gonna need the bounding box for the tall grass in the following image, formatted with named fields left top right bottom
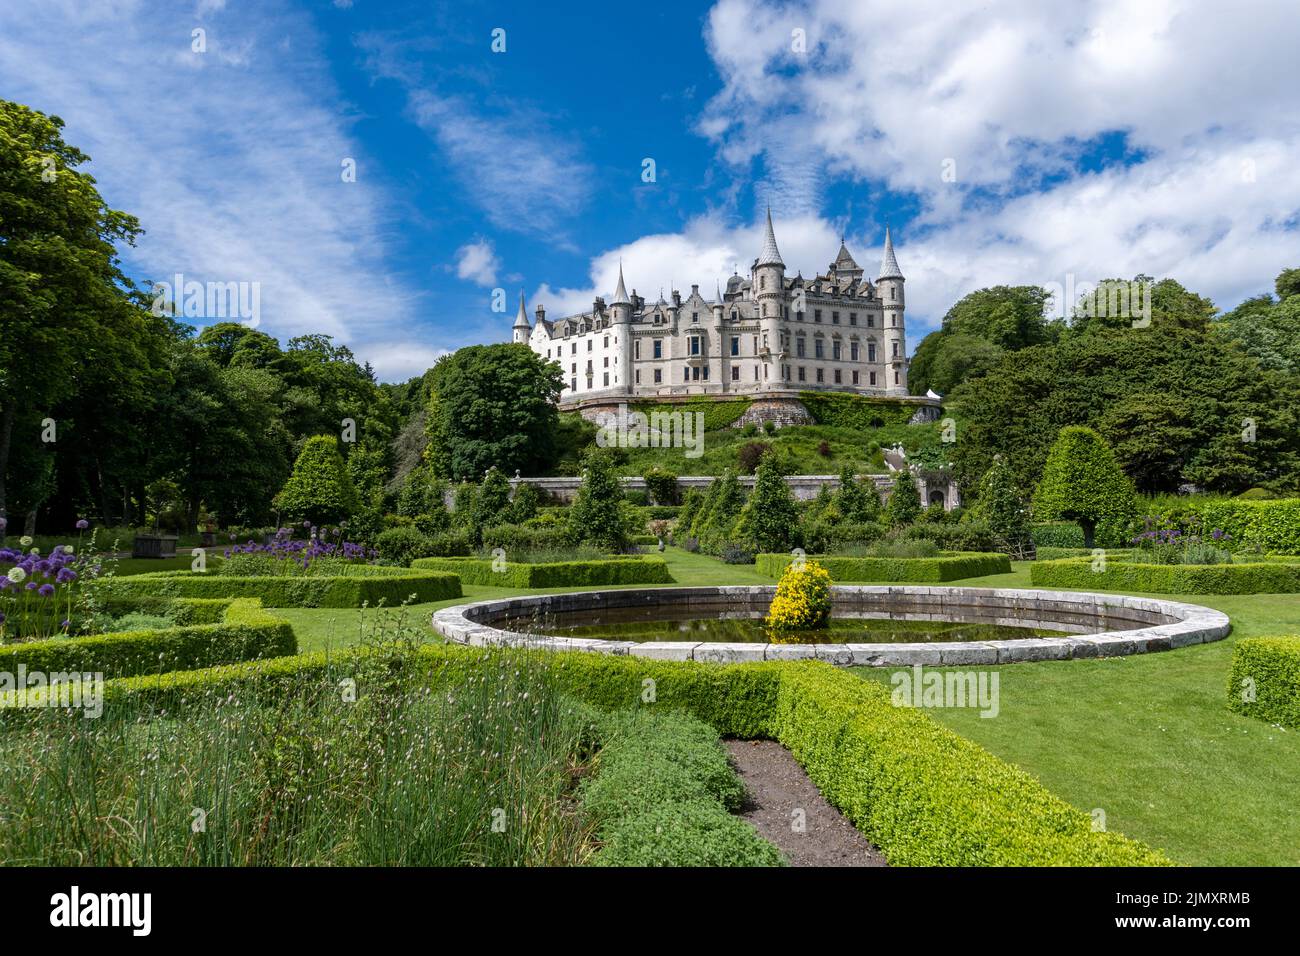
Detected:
left=0, top=611, right=595, bottom=866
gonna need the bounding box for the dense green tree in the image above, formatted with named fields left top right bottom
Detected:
left=275, top=435, right=360, bottom=526
left=972, top=455, right=1031, bottom=555
left=568, top=450, right=630, bottom=552
left=426, top=344, right=563, bottom=481
left=884, top=472, right=921, bottom=526
left=471, top=466, right=513, bottom=544
left=835, top=466, right=881, bottom=522
left=733, top=456, right=800, bottom=553
left=1032, top=426, right=1135, bottom=548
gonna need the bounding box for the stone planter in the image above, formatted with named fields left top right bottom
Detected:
left=131, top=534, right=179, bottom=559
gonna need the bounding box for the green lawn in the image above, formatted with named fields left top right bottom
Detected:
left=264, top=550, right=1300, bottom=866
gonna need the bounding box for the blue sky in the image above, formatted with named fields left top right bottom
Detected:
left=2, top=0, right=1298, bottom=381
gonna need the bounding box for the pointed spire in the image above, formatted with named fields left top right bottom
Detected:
left=756, top=206, right=784, bottom=268
left=512, top=289, right=530, bottom=329
left=611, top=261, right=630, bottom=305
left=878, top=226, right=903, bottom=280
left=716, top=279, right=723, bottom=304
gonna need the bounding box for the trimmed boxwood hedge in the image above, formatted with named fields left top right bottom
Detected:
left=68, top=646, right=1168, bottom=866
left=1030, top=556, right=1300, bottom=594
left=582, top=708, right=781, bottom=866
left=1195, top=499, right=1300, bottom=555
left=411, top=555, right=673, bottom=588
left=1227, top=636, right=1300, bottom=728
left=0, top=598, right=296, bottom=680
left=96, top=566, right=463, bottom=608
left=755, top=551, right=1011, bottom=582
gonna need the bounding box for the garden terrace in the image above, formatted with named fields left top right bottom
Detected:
left=756, top=552, right=1011, bottom=582
left=429, top=585, right=1229, bottom=666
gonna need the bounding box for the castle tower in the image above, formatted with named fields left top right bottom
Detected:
left=511, top=290, right=531, bottom=344
left=610, top=263, right=634, bottom=394
left=877, top=227, right=908, bottom=395
left=711, top=279, right=727, bottom=390
left=753, top=207, right=785, bottom=385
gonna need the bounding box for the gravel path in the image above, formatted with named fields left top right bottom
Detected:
left=726, top=739, right=887, bottom=867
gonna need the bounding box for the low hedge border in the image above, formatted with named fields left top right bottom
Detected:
left=0, top=598, right=296, bottom=682
left=756, top=551, right=1011, bottom=582
left=1227, top=636, right=1300, bottom=728
left=582, top=708, right=782, bottom=866
left=95, top=566, right=463, bottom=608
left=1030, top=556, right=1300, bottom=594
left=411, top=556, right=673, bottom=588
left=55, top=645, right=1168, bottom=866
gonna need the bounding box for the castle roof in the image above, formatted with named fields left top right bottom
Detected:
left=832, top=240, right=860, bottom=273
left=756, top=207, right=784, bottom=268
left=878, top=227, right=904, bottom=280
left=512, top=290, right=531, bottom=329
left=611, top=263, right=630, bottom=305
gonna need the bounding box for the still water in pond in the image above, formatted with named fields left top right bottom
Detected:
left=500, top=607, right=1067, bottom=644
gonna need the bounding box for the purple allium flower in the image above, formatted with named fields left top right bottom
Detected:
left=76, top=519, right=90, bottom=530
left=60, top=619, right=70, bottom=629
left=56, top=568, right=77, bottom=583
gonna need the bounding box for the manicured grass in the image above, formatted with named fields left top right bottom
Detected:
left=262, top=551, right=1300, bottom=865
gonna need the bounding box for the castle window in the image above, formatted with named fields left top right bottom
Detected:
left=892, top=341, right=899, bottom=358
left=868, top=343, right=877, bottom=362
left=868, top=316, right=875, bottom=328
left=816, top=368, right=824, bottom=383
left=634, top=340, right=640, bottom=359
left=852, top=370, right=859, bottom=385
left=798, top=367, right=806, bottom=382
left=754, top=365, right=760, bottom=381
left=603, top=335, right=609, bottom=347
left=571, top=378, right=576, bottom=391
left=654, top=369, right=662, bottom=383
left=731, top=367, right=740, bottom=381
left=891, top=315, right=897, bottom=327
left=832, top=311, right=839, bottom=324
left=587, top=340, right=593, bottom=351
left=689, top=336, right=701, bottom=356
left=603, top=356, right=609, bottom=367
left=832, top=342, right=841, bottom=361
left=653, top=339, right=663, bottom=359
left=635, top=370, right=641, bottom=384
left=571, top=363, right=576, bottom=374
left=894, top=370, right=900, bottom=385
left=603, top=372, right=609, bottom=386
left=760, top=275, right=766, bottom=289
left=692, top=312, right=699, bottom=322
left=571, top=343, right=576, bottom=354
left=849, top=313, right=857, bottom=326
left=796, top=339, right=805, bottom=358
left=702, top=367, right=709, bottom=380
left=762, top=333, right=768, bottom=350
left=850, top=343, right=859, bottom=361
left=730, top=336, right=739, bottom=356
left=815, top=340, right=824, bottom=359
left=870, top=371, right=877, bottom=386
left=890, top=287, right=896, bottom=301
left=730, top=310, right=737, bottom=320
left=796, top=311, right=804, bottom=322
left=834, top=369, right=842, bottom=384
left=814, top=309, right=822, bottom=323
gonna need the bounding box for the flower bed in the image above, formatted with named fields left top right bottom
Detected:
left=1227, top=636, right=1300, bottom=728
left=0, top=598, right=294, bottom=683
left=1030, top=556, right=1300, bottom=594
left=411, top=556, right=672, bottom=588
left=755, top=551, right=1011, bottom=582
left=96, top=566, right=462, bottom=608
left=57, top=646, right=1169, bottom=866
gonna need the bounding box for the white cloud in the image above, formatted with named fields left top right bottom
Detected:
left=0, top=0, right=423, bottom=380
left=360, top=342, right=451, bottom=382
left=454, top=239, right=501, bottom=287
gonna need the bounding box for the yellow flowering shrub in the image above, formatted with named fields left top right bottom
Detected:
left=765, top=561, right=832, bottom=639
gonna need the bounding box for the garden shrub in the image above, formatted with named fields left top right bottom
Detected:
left=0, top=598, right=295, bottom=680
left=97, top=566, right=463, bottom=608
left=731, top=456, right=799, bottom=553
left=1029, top=556, right=1300, bottom=594
left=582, top=707, right=779, bottom=867
left=275, top=435, right=361, bottom=525
left=898, top=520, right=995, bottom=553
left=756, top=552, right=1011, bottom=582
left=425, top=530, right=474, bottom=557
left=884, top=474, right=922, bottom=526
left=569, top=450, right=634, bottom=552
left=642, top=467, right=680, bottom=506
left=1195, top=499, right=1300, bottom=555
left=481, top=523, right=576, bottom=553
left=798, top=393, right=917, bottom=429
left=719, top=543, right=755, bottom=565
left=737, top=441, right=771, bottom=475
left=1032, top=426, right=1136, bottom=548
left=374, top=526, right=434, bottom=565
left=411, top=556, right=673, bottom=588
left=1227, top=636, right=1300, bottom=728
left=766, top=561, right=832, bottom=632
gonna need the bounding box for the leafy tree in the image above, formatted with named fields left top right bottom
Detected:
left=1032, top=426, right=1135, bottom=548
left=426, top=344, right=563, bottom=481
left=733, top=456, right=799, bottom=553
left=972, top=455, right=1031, bottom=555
left=275, top=435, right=360, bottom=526
left=1276, top=268, right=1300, bottom=301
left=568, top=450, right=629, bottom=552
left=0, top=101, right=156, bottom=534
left=471, top=466, right=513, bottom=544
left=697, top=470, right=745, bottom=552
left=835, top=466, right=880, bottom=522
left=884, top=472, right=921, bottom=526
left=508, top=481, right=542, bottom=524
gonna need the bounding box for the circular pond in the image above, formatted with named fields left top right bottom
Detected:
left=430, top=586, right=1231, bottom=666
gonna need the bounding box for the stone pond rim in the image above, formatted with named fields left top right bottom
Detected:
left=430, top=585, right=1231, bottom=667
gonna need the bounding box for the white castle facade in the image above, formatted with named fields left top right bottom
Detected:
left=511, top=212, right=909, bottom=404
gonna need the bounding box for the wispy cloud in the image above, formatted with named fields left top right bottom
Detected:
left=0, top=0, right=423, bottom=379
left=454, top=238, right=500, bottom=287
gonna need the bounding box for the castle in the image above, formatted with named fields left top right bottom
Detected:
left=511, top=211, right=909, bottom=406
